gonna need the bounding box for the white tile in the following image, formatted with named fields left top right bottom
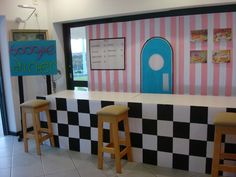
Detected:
left=78, top=113, right=90, bottom=127
left=143, top=134, right=157, bottom=151
left=157, top=151, right=173, bottom=168
left=225, top=134, right=236, bottom=143
left=157, top=120, right=173, bottom=137
left=80, top=139, right=91, bottom=154
left=91, top=127, right=98, bottom=141
left=66, top=99, right=78, bottom=112
left=207, top=107, right=226, bottom=124
left=45, top=169, right=79, bottom=177
left=132, top=147, right=142, bottom=163
left=103, top=122, right=110, bottom=129
left=206, top=141, right=214, bottom=158
left=114, top=101, right=128, bottom=106
left=52, top=123, right=58, bottom=135
left=0, top=156, right=11, bottom=169
left=89, top=100, right=101, bottom=114
left=189, top=156, right=206, bottom=173
left=69, top=125, right=80, bottom=138
left=40, top=112, right=47, bottom=121
left=59, top=136, right=69, bottom=149
left=142, top=103, right=157, bottom=120
left=47, top=96, right=56, bottom=110
left=11, top=164, right=44, bottom=177
left=190, top=123, right=208, bottom=141
left=129, top=118, right=142, bottom=133
left=173, top=105, right=190, bottom=122
left=0, top=168, right=10, bottom=177
left=57, top=111, right=68, bottom=124
left=173, top=138, right=189, bottom=155
left=12, top=154, right=41, bottom=167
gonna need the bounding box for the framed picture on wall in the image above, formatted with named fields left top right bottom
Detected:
left=11, top=29, right=48, bottom=41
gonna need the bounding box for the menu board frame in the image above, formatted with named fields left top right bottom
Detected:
left=89, top=37, right=125, bottom=70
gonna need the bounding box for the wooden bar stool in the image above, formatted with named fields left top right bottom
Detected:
left=20, top=99, right=55, bottom=155
left=97, top=105, right=132, bottom=173
left=212, top=112, right=236, bottom=177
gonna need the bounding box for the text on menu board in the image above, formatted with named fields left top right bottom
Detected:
left=89, top=37, right=125, bottom=70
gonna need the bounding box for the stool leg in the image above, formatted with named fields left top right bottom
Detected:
left=113, top=121, right=121, bottom=173
left=212, top=127, right=222, bottom=177
left=98, top=118, right=104, bottom=170
left=22, top=109, right=28, bottom=153
left=36, top=112, right=42, bottom=144
left=124, top=117, right=132, bottom=162
left=45, top=110, right=55, bottom=147
left=33, top=112, right=41, bottom=155
left=110, top=123, right=115, bottom=159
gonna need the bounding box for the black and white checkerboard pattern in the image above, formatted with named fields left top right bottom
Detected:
left=37, top=96, right=236, bottom=175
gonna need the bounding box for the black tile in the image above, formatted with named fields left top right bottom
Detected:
left=173, top=122, right=190, bottom=139
left=128, top=103, right=142, bottom=118
left=173, top=154, right=189, bottom=171
left=78, top=99, right=90, bottom=113
left=103, top=129, right=110, bottom=143
left=69, top=138, right=80, bottom=151
left=142, top=119, right=157, bottom=135
left=68, top=112, right=79, bottom=125
left=79, top=126, right=91, bottom=139
left=56, top=98, right=67, bottom=111
left=225, top=143, right=236, bottom=153
left=207, top=124, right=215, bottom=141
left=189, top=140, right=207, bottom=157
left=53, top=135, right=59, bottom=147
left=36, top=96, right=46, bottom=100
left=158, top=136, right=173, bottom=152
left=90, top=114, right=98, bottom=127
left=40, top=121, right=48, bottom=129
left=91, top=141, right=98, bottom=155
left=101, top=101, right=114, bottom=107
left=190, top=106, right=208, bottom=124
left=143, top=149, right=157, bottom=165
left=58, top=124, right=68, bottom=137
left=158, top=104, right=173, bottom=121
left=49, top=110, right=57, bottom=123
left=226, top=108, right=236, bottom=113
left=205, top=158, right=212, bottom=174
left=130, top=132, right=142, bottom=148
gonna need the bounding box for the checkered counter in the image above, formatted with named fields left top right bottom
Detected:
left=37, top=90, right=236, bottom=175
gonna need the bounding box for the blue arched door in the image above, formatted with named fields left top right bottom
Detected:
left=141, top=37, right=173, bottom=94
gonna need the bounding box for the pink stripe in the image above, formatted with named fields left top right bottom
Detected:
left=131, top=21, right=136, bottom=92
left=189, top=16, right=196, bottom=95
left=104, top=23, right=111, bottom=91
left=150, top=18, right=155, bottom=38
left=96, top=25, right=102, bottom=91
left=225, top=12, right=233, bottom=96
left=213, top=13, right=220, bottom=96
left=88, top=26, right=95, bottom=91
left=201, top=14, right=208, bottom=95
left=160, top=18, right=165, bottom=37
left=179, top=16, right=185, bottom=94
left=122, top=22, right=128, bottom=92
left=113, top=23, right=119, bottom=92
left=170, top=17, right=176, bottom=93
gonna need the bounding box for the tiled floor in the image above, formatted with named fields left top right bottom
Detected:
left=0, top=136, right=211, bottom=177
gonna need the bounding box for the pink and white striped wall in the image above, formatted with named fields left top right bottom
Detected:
left=87, top=12, right=236, bottom=96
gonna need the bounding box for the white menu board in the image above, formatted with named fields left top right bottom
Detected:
left=89, top=38, right=125, bottom=70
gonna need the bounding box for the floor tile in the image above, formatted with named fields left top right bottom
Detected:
left=45, top=169, right=80, bottom=177
left=11, top=163, right=44, bottom=177
left=0, top=156, right=12, bottom=169
left=0, top=167, right=10, bottom=177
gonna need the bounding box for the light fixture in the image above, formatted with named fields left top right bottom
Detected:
left=16, top=4, right=37, bottom=23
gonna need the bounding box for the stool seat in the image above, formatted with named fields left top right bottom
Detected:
left=97, top=105, right=129, bottom=116
left=213, top=112, right=236, bottom=126
left=212, top=112, right=236, bottom=177
left=97, top=105, right=132, bottom=173
left=20, top=99, right=50, bottom=108
left=21, top=99, right=54, bottom=155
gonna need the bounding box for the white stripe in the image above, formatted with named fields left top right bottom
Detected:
left=99, top=24, right=106, bottom=91
left=232, top=12, right=236, bottom=95
left=109, top=23, right=114, bottom=91
left=165, top=17, right=171, bottom=42
left=145, top=19, right=150, bottom=41
left=117, top=22, right=123, bottom=92
left=207, top=14, right=214, bottom=95
left=135, top=20, right=141, bottom=92
left=86, top=27, right=91, bottom=90
left=219, top=13, right=227, bottom=96
left=154, top=18, right=160, bottom=36
left=184, top=16, right=190, bottom=94
left=195, top=15, right=202, bottom=95
left=175, top=17, right=179, bottom=94
left=126, top=21, right=132, bottom=92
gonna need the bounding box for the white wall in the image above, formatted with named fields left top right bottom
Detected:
left=48, top=0, right=236, bottom=22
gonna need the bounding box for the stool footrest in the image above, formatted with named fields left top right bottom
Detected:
left=219, top=164, right=236, bottom=173
left=120, top=147, right=129, bottom=158
left=220, top=153, right=236, bottom=160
